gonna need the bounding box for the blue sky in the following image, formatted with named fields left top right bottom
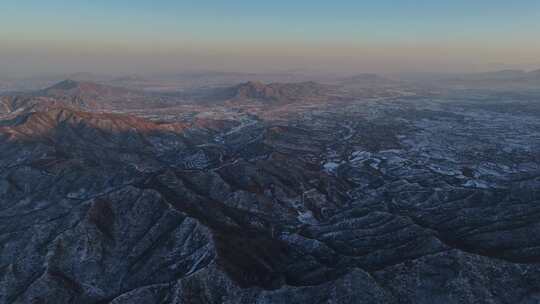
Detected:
left=1, top=1, right=540, bottom=75
left=3, top=0, right=540, bottom=42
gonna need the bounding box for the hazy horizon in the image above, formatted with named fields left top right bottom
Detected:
left=2, top=0, right=540, bottom=77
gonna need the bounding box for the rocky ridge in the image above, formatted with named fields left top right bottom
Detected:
left=1, top=85, right=540, bottom=303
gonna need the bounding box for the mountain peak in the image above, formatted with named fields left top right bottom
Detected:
left=41, top=79, right=135, bottom=103
left=231, top=81, right=333, bottom=103
left=46, top=79, right=81, bottom=91
left=43, top=79, right=107, bottom=96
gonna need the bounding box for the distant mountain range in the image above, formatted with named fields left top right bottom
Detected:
left=0, top=80, right=168, bottom=114
left=399, top=69, right=540, bottom=89
left=40, top=79, right=145, bottom=107
left=189, top=80, right=340, bottom=105
left=230, top=81, right=336, bottom=103
left=452, top=69, right=540, bottom=81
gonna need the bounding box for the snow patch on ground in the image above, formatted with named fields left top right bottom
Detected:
left=323, top=162, right=340, bottom=174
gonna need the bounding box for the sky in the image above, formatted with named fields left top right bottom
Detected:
left=1, top=0, right=540, bottom=77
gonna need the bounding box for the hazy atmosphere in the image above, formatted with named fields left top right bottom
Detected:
left=2, top=0, right=540, bottom=76
left=2, top=2, right=540, bottom=304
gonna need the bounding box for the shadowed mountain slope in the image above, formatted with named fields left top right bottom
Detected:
left=1, top=85, right=540, bottom=303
